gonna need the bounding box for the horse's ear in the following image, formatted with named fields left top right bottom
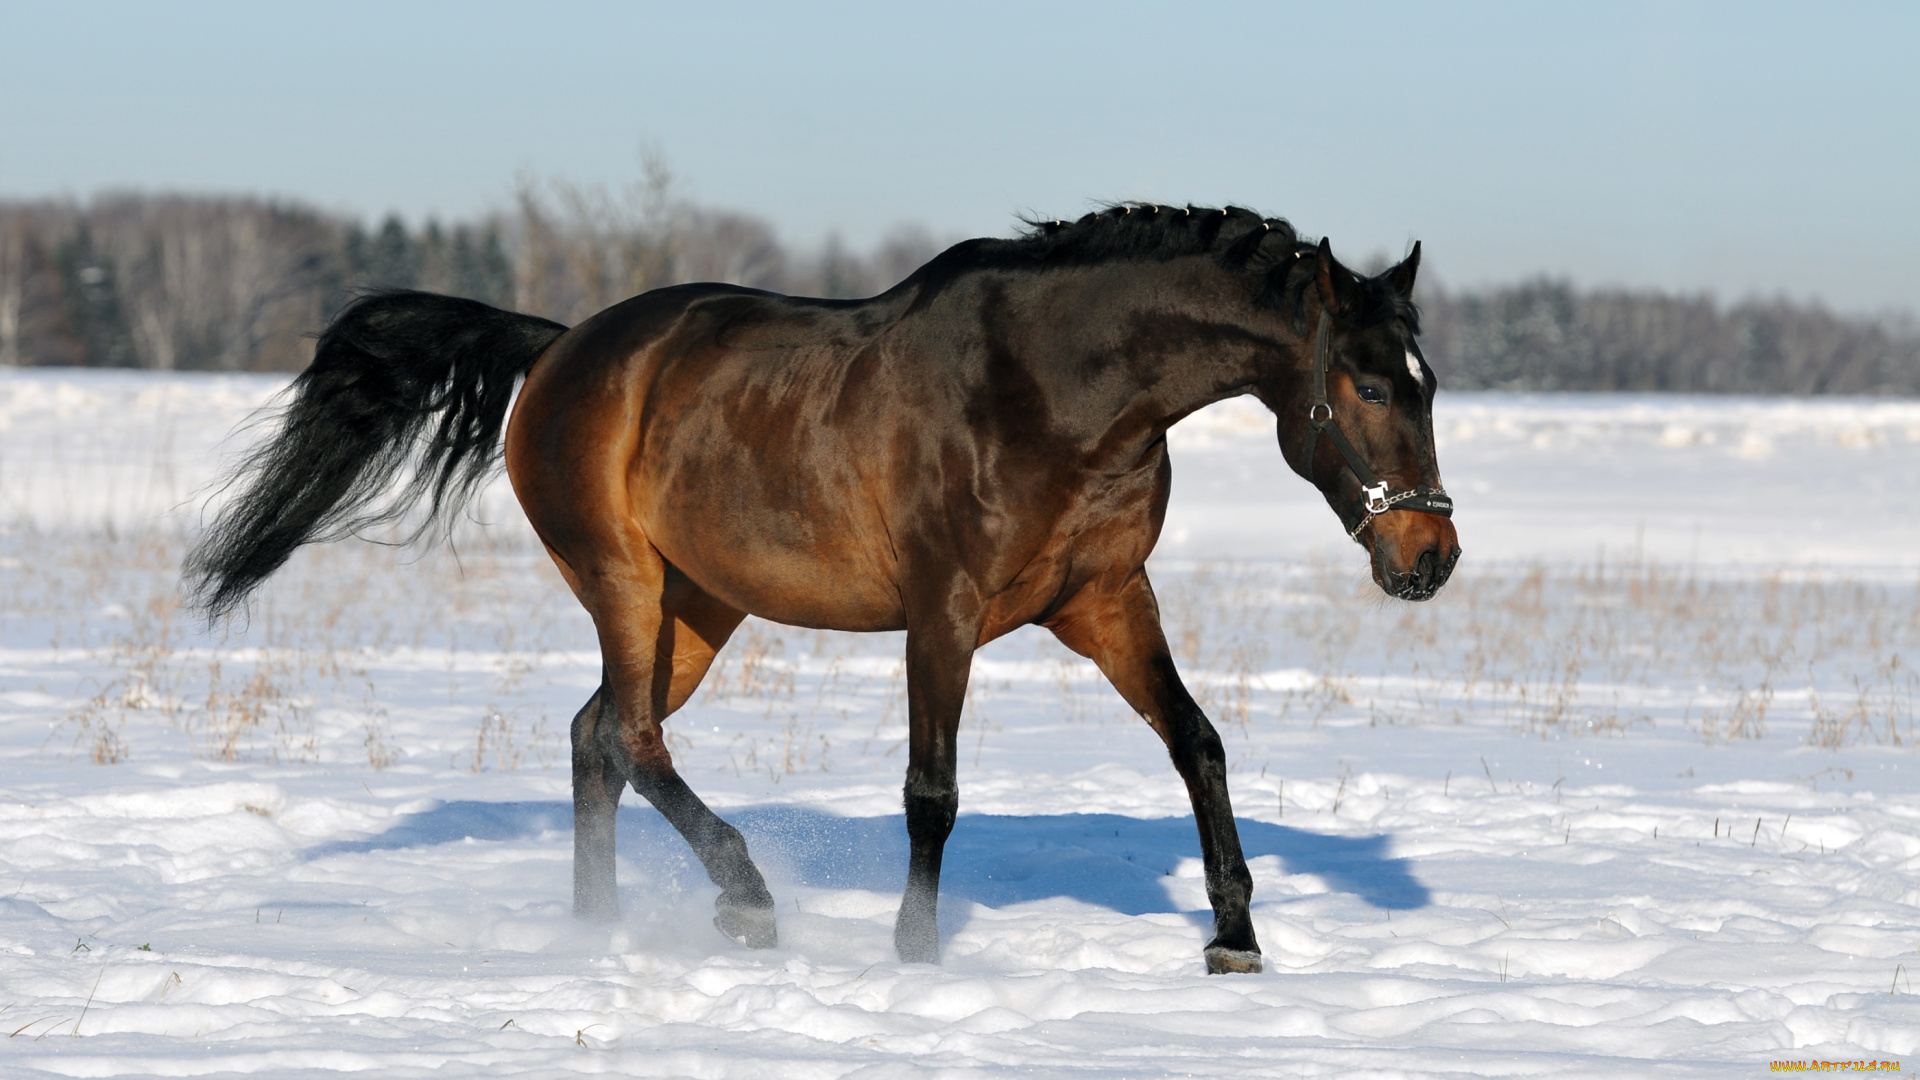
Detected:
left=1315, top=237, right=1361, bottom=315
left=1388, top=241, right=1421, bottom=299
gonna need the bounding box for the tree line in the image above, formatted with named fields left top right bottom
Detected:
left=1417, top=279, right=1920, bottom=394
left=2, top=185, right=1915, bottom=394
left=0, top=169, right=940, bottom=374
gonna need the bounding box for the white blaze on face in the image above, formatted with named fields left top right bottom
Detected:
left=1405, top=348, right=1425, bottom=387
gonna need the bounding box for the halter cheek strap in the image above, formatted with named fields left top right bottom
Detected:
left=1301, top=310, right=1455, bottom=542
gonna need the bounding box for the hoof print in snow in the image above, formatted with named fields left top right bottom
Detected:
left=1204, top=947, right=1263, bottom=975
left=714, top=904, right=778, bottom=949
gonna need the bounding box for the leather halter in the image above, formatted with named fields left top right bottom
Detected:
left=1301, top=310, right=1455, bottom=542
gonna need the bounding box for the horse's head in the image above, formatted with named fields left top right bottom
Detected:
left=1269, top=238, right=1460, bottom=601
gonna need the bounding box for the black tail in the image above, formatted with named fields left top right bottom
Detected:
left=185, top=290, right=568, bottom=619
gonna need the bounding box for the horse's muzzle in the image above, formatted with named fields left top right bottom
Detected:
left=1366, top=511, right=1461, bottom=602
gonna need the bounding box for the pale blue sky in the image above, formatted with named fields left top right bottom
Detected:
left=4, top=1, right=1915, bottom=310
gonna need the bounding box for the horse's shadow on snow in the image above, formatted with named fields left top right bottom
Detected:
left=308, top=800, right=1430, bottom=920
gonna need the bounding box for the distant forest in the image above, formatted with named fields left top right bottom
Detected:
left=2, top=184, right=1915, bottom=395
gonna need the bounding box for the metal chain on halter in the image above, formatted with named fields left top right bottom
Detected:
left=1300, top=310, right=1455, bottom=542
left=1347, top=487, right=1434, bottom=542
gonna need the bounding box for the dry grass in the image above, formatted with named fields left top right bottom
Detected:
left=6, top=523, right=1914, bottom=773
left=6, top=525, right=583, bottom=770
left=1149, top=554, right=1917, bottom=747
left=1807, top=655, right=1916, bottom=749
left=701, top=625, right=915, bottom=780
left=460, top=708, right=555, bottom=774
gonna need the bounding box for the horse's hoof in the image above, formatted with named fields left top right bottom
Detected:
left=714, top=902, right=777, bottom=949
left=1204, top=946, right=1263, bottom=974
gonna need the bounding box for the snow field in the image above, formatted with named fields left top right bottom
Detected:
left=1, top=370, right=1917, bottom=1077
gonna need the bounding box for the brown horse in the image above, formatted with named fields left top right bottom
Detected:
left=187, top=204, right=1458, bottom=974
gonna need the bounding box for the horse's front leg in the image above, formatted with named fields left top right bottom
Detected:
left=894, top=616, right=977, bottom=963
left=1045, top=570, right=1262, bottom=974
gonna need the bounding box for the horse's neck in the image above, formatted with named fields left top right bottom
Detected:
left=1057, top=260, right=1289, bottom=433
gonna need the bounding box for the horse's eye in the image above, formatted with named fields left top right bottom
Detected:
left=1357, top=384, right=1388, bottom=405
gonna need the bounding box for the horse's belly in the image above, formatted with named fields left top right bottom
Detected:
left=649, top=524, right=906, bottom=632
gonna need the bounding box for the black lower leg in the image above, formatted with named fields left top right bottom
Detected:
left=1163, top=700, right=1261, bottom=972
left=624, top=763, right=776, bottom=947
left=571, top=687, right=624, bottom=921
left=892, top=618, right=971, bottom=965
left=895, top=770, right=958, bottom=963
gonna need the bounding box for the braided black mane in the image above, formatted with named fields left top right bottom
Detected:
left=906, top=203, right=1416, bottom=335
left=1013, top=204, right=1306, bottom=269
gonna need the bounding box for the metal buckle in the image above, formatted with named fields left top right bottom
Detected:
left=1363, top=483, right=1389, bottom=514
left=1308, top=403, right=1333, bottom=422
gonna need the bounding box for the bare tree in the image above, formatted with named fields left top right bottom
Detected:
left=507, top=154, right=681, bottom=324
left=0, top=213, right=27, bottom=367
left=673, top=208, right=787, bottom=290
left=86, top=195, right=338, bottom=371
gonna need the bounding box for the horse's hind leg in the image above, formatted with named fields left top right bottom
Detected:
left=568, top=542, right=771, bottom=944
left=645, top=568, right=770, bottom=944
left=1045, top=570, right=1262, bottom=974
left=571, top=681, right=623, bottom=920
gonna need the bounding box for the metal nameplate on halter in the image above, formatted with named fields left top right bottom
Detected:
left=1363, top=483, right=1390, bottom=513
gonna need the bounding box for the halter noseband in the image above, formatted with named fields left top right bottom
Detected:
left=1301, top=310, right=1455, bottom=542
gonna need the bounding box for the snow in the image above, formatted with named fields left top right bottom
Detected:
left=1, top=369, right=1916, bottom=1077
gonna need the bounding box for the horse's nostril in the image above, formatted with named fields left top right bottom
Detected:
left=1415, top=546, right=1438, bottom=585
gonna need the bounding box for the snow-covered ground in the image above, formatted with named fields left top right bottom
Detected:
left=1, top=369, right=1916, bottom=1078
